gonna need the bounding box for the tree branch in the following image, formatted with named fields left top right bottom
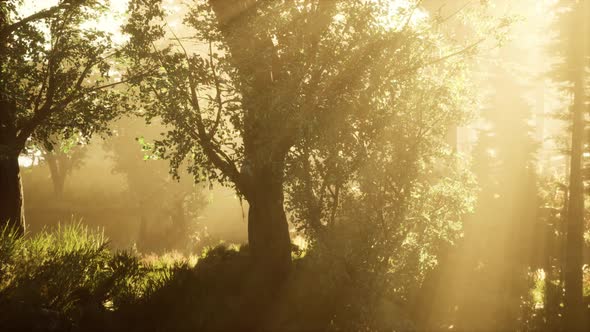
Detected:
left=207, top=40, right=224, bottom=140
left=394, top=37, right=484, bottom=77
left=0, top=0, right=81, bottom=40
left=15, top=71, right=150, bottom=147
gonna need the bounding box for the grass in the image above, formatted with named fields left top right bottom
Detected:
left=0, top=223, right=166, bottom=331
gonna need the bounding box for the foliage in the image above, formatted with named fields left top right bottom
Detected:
left=0, top=0, right=135, bottom=154
left=277, top=1, right=482, bottom=324
left=122, top=0, right=499, bottom=196
left=121, top=0, right=503, bottom=283
left=0, top=0, right=145, bottom=234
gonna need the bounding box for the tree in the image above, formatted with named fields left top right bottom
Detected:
left=452, top=60, right=541, bottom=330
left=550, top=1, right=590, bottom=330
left=0, top=0, right=137, bottom=234
left=42, top=135, right=87, bottom=197
left=104, top=116, right=206, bottom=253
left=125, top=0, right=503, bottom=283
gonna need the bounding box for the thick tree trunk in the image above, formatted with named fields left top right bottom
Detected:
left=0, top=153, right=25, bottom=235
left=208, top=0, right=294, bottom=283
left=0, top=97, right=25, bottom=235
left=246, top=164, right=292, bottom=282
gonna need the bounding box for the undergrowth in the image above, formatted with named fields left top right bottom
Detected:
left=0, top=224, right=417, bottom=332
left=0, top=224, right=166, bottom=331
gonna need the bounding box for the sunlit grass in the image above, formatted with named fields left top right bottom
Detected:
left=143, top=250, right=199, bottom=268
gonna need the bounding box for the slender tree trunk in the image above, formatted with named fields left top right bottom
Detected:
left=0, top=153, right=25, bottom=235
left=564, top=88, right=585, bottom=332
left=170, top=197, right=188, bottom=249
left=564, top=3, right=588, bottom=330
left=564, top=51, right=586, bottom=332
left=45, top=153, right=66, bottom=197
left=171, top=198, right=186, bottom=232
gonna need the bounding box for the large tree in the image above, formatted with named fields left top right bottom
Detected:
left=563, top=4, right=590, bottom=331
left=125, top=0, right=501, bottom=282
left=0, top=0, right=137, bottom=234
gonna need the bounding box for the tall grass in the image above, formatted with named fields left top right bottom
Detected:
left=0, top=223, right=258, bottom=331
left=0, top=223, right=169, bottom=331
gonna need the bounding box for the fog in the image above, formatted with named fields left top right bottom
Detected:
left=1, top=0, right=589, bottom=331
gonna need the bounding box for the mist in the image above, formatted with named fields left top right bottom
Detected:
left=1, top=0, right=589, bottom=331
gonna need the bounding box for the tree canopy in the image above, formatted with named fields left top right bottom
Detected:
left=123, top=0, right=503, bottom=282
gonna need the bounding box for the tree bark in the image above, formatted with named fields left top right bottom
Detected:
left=208, top=0, right=293, bottom=281
left=245, top=160, right=292, bottom=282
left=0, top=97, right=25, bottom=235
left=0, top=153, right=25, bottom=235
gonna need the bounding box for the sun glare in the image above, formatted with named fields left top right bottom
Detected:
left=377, top=0, right=429, bottom=30
left=18, top=0, right=129, bottom=45
left=2, top=0, right=589, bottom=331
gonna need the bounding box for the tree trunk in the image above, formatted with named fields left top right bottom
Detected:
left=171, top=197, right=186, bottom=232
left=564, top=3, right=588, bottom=331
left=246, top=162, right=292, bottom=282
left=564, top=78, right=586, bottom=332
left=0, top=153, right=25, bottom=235
left=45, top=153, right=66, bottom=197
left=0, top=97, right=25, bottom=235
left=208, top=0, right=293, bottom=282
